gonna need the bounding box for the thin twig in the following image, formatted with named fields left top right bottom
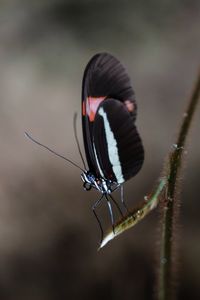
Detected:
left=158, top=71, right=200, bottom=300
left=99, top=71, right=200, bottom=300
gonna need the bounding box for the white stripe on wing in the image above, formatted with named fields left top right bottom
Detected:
left=98, top=107, right=124, bottom=184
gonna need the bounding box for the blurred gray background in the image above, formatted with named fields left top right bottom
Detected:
left=0, top=0, right=200, bottom=299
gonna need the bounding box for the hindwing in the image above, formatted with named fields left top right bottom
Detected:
left=93, top=99, right=144, bottom=183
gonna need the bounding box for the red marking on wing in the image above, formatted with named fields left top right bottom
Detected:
left=83, top=96, right=106, bottom=121
left=82, top=101, right=86, bottom=116
left=124, top=100, right=135, bottom=112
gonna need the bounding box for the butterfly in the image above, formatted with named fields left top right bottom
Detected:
left=25, top=53, right=144, bottom=242
left=80, top=53, right=144, bottom=239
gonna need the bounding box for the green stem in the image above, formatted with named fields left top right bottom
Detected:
left=158, top=71, right=200, bottom=300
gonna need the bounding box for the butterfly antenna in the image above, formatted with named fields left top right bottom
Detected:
left=25, top=132, right=84, bottom=172
left=73, top=112, right=87, bottom=170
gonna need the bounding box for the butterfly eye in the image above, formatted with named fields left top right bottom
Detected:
left=83, top=182, right=92, bottom=191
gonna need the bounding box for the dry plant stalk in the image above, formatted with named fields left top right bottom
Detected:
left=100, top=70, right=200, bottom=299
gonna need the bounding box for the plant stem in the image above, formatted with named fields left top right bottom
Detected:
left=100, top=71, right=200, bottom=253
left=158, top=71, right=200, bottom=300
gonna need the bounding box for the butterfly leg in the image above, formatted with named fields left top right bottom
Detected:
left=109, top=194, right=123, bottom=217
left=105, top=195, right=115, bottom=235
left=92, top=194, right=104, bottom=244
left=120, top=185, right=129, bottom=214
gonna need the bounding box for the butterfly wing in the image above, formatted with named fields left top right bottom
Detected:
left=82, top=53, right=138, bottom=178
left=93, top=98, right=144, bottom=184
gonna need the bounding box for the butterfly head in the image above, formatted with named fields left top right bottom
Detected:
left=81, top=171, right=120, bottom=194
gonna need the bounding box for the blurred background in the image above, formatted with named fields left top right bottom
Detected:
left=0, top=0, right=200, bottom=299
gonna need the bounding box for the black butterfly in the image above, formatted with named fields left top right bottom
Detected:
left=80, top=53, right=144, bottom=238
left=25, top=53, right=144, bottom=242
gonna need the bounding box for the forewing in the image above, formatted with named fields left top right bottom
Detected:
left=93, top=99, right=144, bottom=184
